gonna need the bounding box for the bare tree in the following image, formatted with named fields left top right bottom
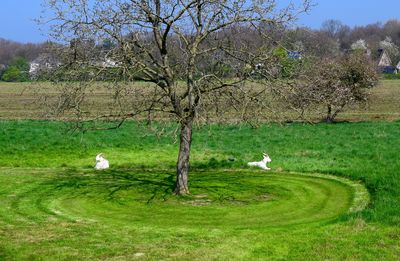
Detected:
left=290, top=27, right=340, bottom=58
left=43, top=0, right=311, bottom=195
left=288, top=52, right=378, bottom=123
left=383, top=20, right=400, bottom=45
left=321, top=19, right=350, bottom=39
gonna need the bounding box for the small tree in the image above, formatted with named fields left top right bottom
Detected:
left=288, top=52, right=378, bottom=123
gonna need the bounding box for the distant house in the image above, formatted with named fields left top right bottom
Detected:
left=381, top=66, right=397, bottom=74
left=29, top=61, right=40, bottom=75
left=288, top=51, right=302, bottom=60
left=377, top=48, right=397, bottom=74
left=95, top=57, right=118, bottom=68
left=29, top=53, right=60, bottom=78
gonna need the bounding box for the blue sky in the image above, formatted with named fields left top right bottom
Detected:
left=298, top=0, right=400, bottom=29
left=0, top=0, right=399, bottom=43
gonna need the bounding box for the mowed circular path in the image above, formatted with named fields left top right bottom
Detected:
left=0, top=168, right=369, bottom=229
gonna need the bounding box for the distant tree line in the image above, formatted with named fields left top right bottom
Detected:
left=287, top=19, right=400, bottom=63
left=0, top=38, right=49, bottom=81
left=1, top=19, right=400, bottom=82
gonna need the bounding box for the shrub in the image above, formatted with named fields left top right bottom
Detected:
left=1, top=57, right=29, bottom=82
left=1, top=66, right=26, bottom=82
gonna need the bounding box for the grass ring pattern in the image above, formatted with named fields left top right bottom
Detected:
left=0, top=168, right=369, bottom=229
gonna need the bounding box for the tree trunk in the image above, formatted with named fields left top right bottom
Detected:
left=175, top=121, right=193, bottom=195
left=326, top=104, right=345, bottom=123
left=326, top=104, right=334, bottom=123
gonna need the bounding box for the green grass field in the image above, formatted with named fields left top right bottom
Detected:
left=0, top=120, right=399, bottom=260
left=0, top=80, right=399, bottom=260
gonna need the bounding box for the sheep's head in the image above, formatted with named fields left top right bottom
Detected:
left=263, top=153, right=272, bottom=163
left=96, top=153, right=104, bottom=161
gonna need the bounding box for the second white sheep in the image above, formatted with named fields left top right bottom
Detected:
left=248, top=153, right=271, bottom=170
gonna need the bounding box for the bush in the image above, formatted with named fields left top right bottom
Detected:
left=1, top=57, right=29, bottom=82
left=1, top=66, right=27, bottom=82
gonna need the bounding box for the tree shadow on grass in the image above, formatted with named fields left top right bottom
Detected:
left=40, top=168, right=276, bottom=207
left=44, top=168, right=176, bottom=204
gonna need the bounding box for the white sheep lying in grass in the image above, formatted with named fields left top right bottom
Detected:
left=94, top=153, right=109, bottom=170
left=248, top=153, right=271, bottom=170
